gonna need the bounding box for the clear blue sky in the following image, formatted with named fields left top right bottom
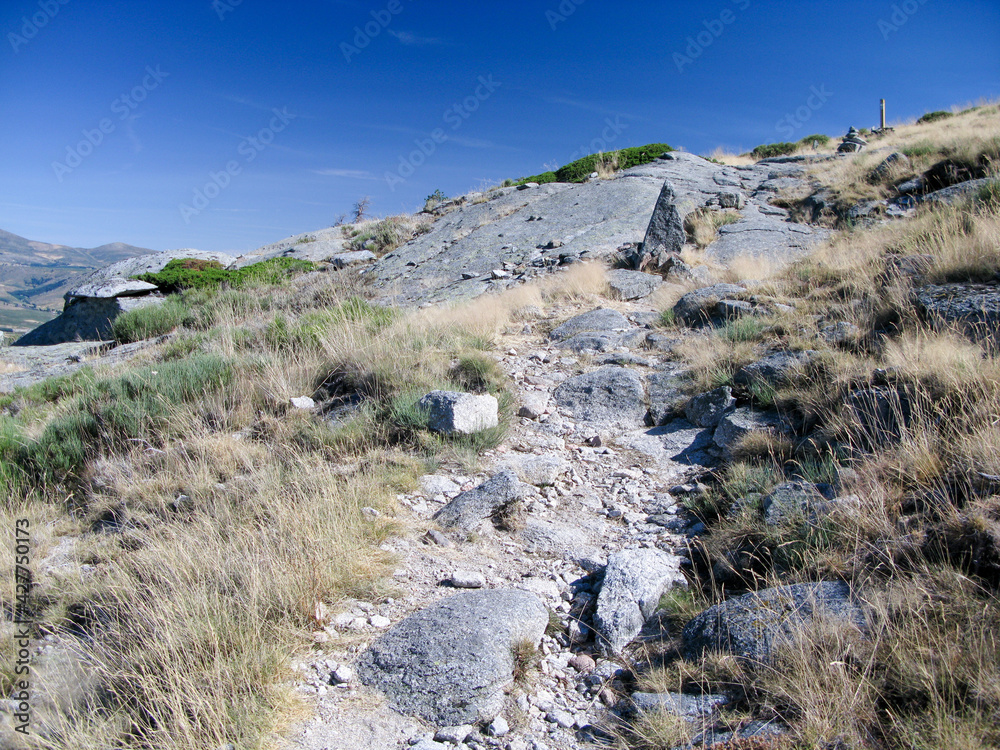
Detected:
left=2, top=0, right=998, bottom=254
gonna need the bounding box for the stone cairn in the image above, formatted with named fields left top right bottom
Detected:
left=837, top=126, right=868, bottom=153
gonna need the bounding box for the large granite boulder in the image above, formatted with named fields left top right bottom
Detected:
left=682, top=582, right=867, bottom=662
left=705, top=203, right=829, bottom=266
left=14, top=295, right=163, bottom=346
left=553, top=366, right=647, bottom=426
left=361, top=152, right=825, bottom=306
left=14, top=249, right=235, bottom=346
left=549, top=308, right=631, bottom=343
left=713, top=408, right=787, bottom=457
left=606, top=269, right=663, bottom=300
left=685, top=386, right=736, bottom=428
left=356, top=589, right=548, bottom=725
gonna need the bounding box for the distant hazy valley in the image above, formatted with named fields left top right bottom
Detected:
left=0, top=229, right=152, bottom=332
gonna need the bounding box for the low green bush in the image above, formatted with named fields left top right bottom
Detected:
left=514, top=143, right=673, bottom=185
left=516, top=171, right=558, bottom=186
left=751, top=142, right=799, bottom=160
left=901, top=141, right=939, bottom=159
left=112, top=296, right=193, bottom=343
left=137, top=258, right=315, bottom=294
left=917, top=110, right=954, bottom=125
left=798, top=133, right=831, bottom=147
left=25, top=355, right=234, bottom=480
left=554, top=143, right=674, bottom=183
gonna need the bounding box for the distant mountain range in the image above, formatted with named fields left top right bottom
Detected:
left=0, top=229, right=153, bottom=332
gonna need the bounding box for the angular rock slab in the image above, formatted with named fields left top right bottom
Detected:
left=646, top=371, right=687, bottom=425
left=606, top=269, right=663, bottom=301
left=553, top=366, right=646, bottom=427
left=356, top=589, right=548, bottom=725
left=594, top=548, right=684, bottom=655
left=433, top=470, right=523, bottom=531
left=630, top=691, right=728, bottom=719
left=681, top=581, right=867, bottom=663
left=642, top=180, right=686, bottom=260
left=549, top=307, right=630, bottom=342
left=419, top=390, right=499, bottom=435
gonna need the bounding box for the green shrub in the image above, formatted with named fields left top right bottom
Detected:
left=554, top=143, right=674, bottom=183
left=516, top=171, right=558, bottom=186
left=26, top=355, right=233, bottom=479
left=17, top=369, right=96, bottom=404
left=901, top=141, right=939, bottom=159
left=450, top=353, right=504, bottom=393
left=137, top=258, right=315, bottom=294
left=917, top=110, right=954, bottom=125
left=112, top=296, right=193, bottom=343
left=751, top=142, right=799, bottom=160
left=798, top=133, right=831, bottom=147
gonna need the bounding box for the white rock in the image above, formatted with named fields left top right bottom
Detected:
left=290, top=396, right=315, bottom=410
left=420, top=474, right=461, bottom=496
left=449, top=571, right=486, bottom=589
left=518, top=392, right=550, bottom=420
left=487, top=716, right=510, bottom=737
left=546, top=709, right=575, bottom=728
left=331, top=665, right=354, bottom=684
left=419, top=390, right=499, bottom=435
left=434, top=725, right=474, bottom=743
left=369, top=615, right=391, bottom=628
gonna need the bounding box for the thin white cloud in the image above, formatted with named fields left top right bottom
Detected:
left=388, top=29, right=444, bottom=45
left=312, top=168, right=378, bottom=180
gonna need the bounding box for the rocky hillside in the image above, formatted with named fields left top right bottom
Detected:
left=0, top=103, right=998, bottom=750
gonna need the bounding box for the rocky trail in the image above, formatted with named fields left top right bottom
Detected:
left=276, top=293, right=715, bottom=750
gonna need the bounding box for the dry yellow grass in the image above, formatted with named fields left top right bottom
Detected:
left=594, top=150, right=621, bottom=179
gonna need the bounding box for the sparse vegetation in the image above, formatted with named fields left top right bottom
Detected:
left=917, top=109, right=954, bottom=124
left=684, top=207, right=742, bottom=248
left=136, top=257, right=316, bottom=293
left=751, top=142, right=798, bottom=160
left=516, top=142, right=674, bottom=184
left=637, top=128, right=1000, bottom=748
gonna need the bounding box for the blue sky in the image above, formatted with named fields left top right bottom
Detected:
left=1, top=0, right=998, bottom=254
